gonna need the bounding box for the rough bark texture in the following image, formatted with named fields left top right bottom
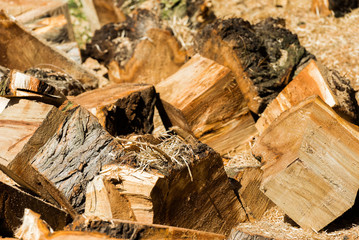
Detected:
left=24, top=68, right=85, bottom=96
left=83, top=9, right=161, bottom=66
left=67, top=219, right=226, bottom=240
left=70, top=83, right=156, bottom=136
left=195, top=17, right=313, bottom=114
left=0, top=181, right=70, bottom=237
left=30, top=102, right=123, bottom=213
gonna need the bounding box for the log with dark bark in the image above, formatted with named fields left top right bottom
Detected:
left=0, top=11, right=99, bottom=89
left=256, top=60, right=359, bottom=134
left=83, top=9, right=186, bottom=85
left=83, top=9, right=161, bottom=66
left=90, top=135, right=248, bottom=235
left=67, top=219, right=226, bottom=240
left=195, top=17, right=313, bottom=114
left=312, top=0, right=359, bottom=17
left=156, top=54, right=257, bottom=154
left=69, top=83, right=156, bottom=136
left=0, top=181, right=70, bottom=237
left=0, top=70, right=68, bottom=107
left=0, top=98, right=124, bottom=215
left=253, top=96, right=359, bottom=231
left=24, top=68, right=85, bottom=96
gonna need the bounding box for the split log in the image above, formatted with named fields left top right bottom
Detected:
left=231, top=167, right=275, bottom=222
left=15, top=209, right=117, bottom=240
left=256, top=60, right=359, bottom=134
left=0, top=11, right=99, bottom=89
left=85, top=175, right=136, bottom=221
left=69, top=83, right=156, bottom=136
left=108, top=28, right=187, bottom=85
left=93, top=136, right=248, bottom=235
left=83, top=9, right=186, bottom=85
left=156, top=54, right=257, bottom=154
left=24, top=68, right=85, bottom=96
left=195, top=18, right=312, bottom=114
left=0, top=70, right=68, bottom=106
left=67, top=219, right=226, bottom=240
left=0, top=181, right=69, bottom=237
left=81, top=0, right=126, bottom=32
left=0, top=99, right=123, bottom=215
left=253, top=96, right=359, bottom=231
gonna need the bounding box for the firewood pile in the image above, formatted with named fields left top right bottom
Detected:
left=1, top=0, right=359, bottom=239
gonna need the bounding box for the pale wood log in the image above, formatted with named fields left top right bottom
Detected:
left=15, top=209, right=118, bottom=240
left=232, top=167, right=275, bottom=221
left=195, top=18, right=310, bottom=114
left=256, top=60, right=359, bottom=134
left=108, top=28, right=187, bottom=85
left=69, top=83, right=156, bottom=136
left=85, top=175, right=136, bottom=221
left=67, top=219, right=226, bottom=240
left=0, top=182, right=69, bottom=237
left=97, top=139, right=248, bottom=235
left=156, top=54, right=257, bottom=154
left=253, top=96, right=359, bottom=231
left=0, top=11, right=99, bottom=89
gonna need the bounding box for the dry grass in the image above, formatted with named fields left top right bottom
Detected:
left=115, top=133, right=195, bottom=178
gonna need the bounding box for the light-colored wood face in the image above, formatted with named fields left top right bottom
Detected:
left=0, top=99, right=52, bottom=166
left=156, top=54, right=256, bottom=154
left=256, top=60, right=337, bottom=134
left=0, top=0, right=59, bottom=16
left=254, top=97, right=359, bottom=231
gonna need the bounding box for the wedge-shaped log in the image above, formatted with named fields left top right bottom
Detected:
left=195, top=18, right=311, bottom=114
left=70, top=83, right=156, bottom=136
left=15, top=209, right=117, bottom=240
left=156, top=54, right=257, bottom=154
left=108, top=28, right=187, bottom=85
left=67, top=219, right=226, bottom=240
left=0, top=99, right=123, bottom=216
left=0, top=11, right=98, bottom=89
left=231, top=167, right=275, bottom=222
left=94, top=137, right=248, bottom=235
left=0, top=181, right=69, bottom=237
left=256, top=60, right=359, bottom=134
left=253, top=97, right=359, bottom=231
